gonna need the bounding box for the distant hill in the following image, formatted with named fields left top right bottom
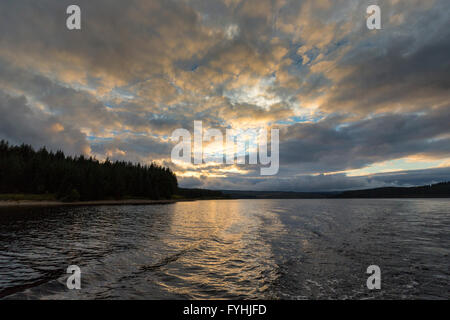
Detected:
left=219, top=182, right=450, bottom=199
left=220, top=190, right=335, bottom=199
left=177, top=188, right=227, bottom=199
left=335, top=182, right=450, bottom=198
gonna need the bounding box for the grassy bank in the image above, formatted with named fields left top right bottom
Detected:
left=0, top=192, right=226, bottom=208
left=0, top=200, right=179, bottom=208
left=0, top=193, right=57, bottom=201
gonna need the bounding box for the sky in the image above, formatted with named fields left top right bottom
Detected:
left=0, top=0, right=449, bottom=191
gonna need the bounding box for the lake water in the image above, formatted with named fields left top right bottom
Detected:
left=0, top=199, right=448, bottom=299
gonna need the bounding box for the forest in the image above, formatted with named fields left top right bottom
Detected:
left=0, top=140, right=178, bottom=201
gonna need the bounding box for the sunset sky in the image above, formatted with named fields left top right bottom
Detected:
left=0, top=0, right=449, bottom=191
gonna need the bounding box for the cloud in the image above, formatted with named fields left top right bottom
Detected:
left=179, top=166, right=450, bottom=192
left=0, top=0, right=449, bottom=191
left=0, top=90, right=90, bottom=155
left=279, top=108, right=450, bottom=173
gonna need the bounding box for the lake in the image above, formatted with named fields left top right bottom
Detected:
left=0, top=199, right=449, bottom=299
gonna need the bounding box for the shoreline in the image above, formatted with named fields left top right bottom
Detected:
left=0, top=199, right=182, bottom=208
left=1, top=197, right=448, bottom=209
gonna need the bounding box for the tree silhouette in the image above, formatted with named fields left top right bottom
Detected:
left=0, top=140, right=178, bottom=201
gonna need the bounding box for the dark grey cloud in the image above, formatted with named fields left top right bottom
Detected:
left=0, top=0, right=210, bottom=81
left=279, top=108, right=450, bottom=173
left=321, top=0, right=450, bottom=114
left=0, top=90, right=89, bottom=155
left=90, top=135, right=173, bottom=164
left=0, top=60, right=119, bottom=134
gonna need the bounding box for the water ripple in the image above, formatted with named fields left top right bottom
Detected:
left=0, top=199, right=448, bottom=299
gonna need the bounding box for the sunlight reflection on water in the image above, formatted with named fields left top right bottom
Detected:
left=0, top=199, right=449, bottom=299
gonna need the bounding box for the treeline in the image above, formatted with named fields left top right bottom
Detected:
left=0, top=140, right=178, bottom=201
left=335, top=182, right=450, bottom=198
